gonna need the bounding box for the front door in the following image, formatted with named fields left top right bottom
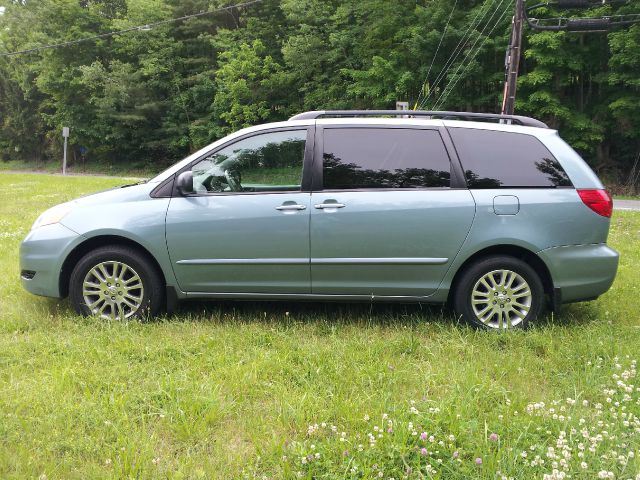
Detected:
left=166, top=128, right=312, bottom=294
left=310, top=125, right=476, bottom=297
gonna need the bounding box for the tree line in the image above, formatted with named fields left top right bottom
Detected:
left=0, top=0, right=639, bottom=187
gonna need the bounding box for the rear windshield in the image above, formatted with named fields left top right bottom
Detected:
left=448, top=128, right=572, bottom=188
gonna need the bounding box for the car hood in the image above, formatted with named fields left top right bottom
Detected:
left=71, top=181, right=159, bottom=206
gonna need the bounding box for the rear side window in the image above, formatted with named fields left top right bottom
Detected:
left=448, top=128, right=572, bottom=188
left=322, top=128, right=451, bottom=189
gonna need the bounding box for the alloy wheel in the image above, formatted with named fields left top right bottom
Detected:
left=81, top=260, right=144, bottom=320
left=470, top=269, right=532, bottom=329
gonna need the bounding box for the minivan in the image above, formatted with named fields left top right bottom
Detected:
left=20, top=110, right=619, bottom=329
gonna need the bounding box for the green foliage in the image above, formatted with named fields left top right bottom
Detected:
left=0, top=0, right=639, bottom=178
left=212, top=40, right=283, bottom=136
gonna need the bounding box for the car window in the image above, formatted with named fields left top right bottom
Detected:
left=322, top=128, right=451, bottom=190
left=448, top=128, right=572, bottom=188
left=190, top=130, right=307, bottom=193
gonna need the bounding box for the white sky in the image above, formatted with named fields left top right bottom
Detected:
left=0, top=7, right=5, bottom=15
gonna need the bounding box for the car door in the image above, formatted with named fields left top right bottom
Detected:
left=166, top=127, right=313, bottom=294
left=310, top=124, right=476, bottom=297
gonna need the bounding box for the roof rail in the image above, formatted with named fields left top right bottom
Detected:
left=288, top=110, right=549, bottom=129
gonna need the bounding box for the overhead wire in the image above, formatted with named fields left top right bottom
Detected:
left=433, top=5, right=510, bottom=111
left=432, top=1, right=511, bottom=111
left=0, top=0, right=265, bottom=57
left=418, top=0, right=497, bottom=110
left=414, top=0, right=459, bottom=110
left=418, top=0, right=500, bottom=110
left=428, top=0, right=509, bottom=110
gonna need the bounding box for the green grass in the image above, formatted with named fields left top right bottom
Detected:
left=0, top=159, right=160, bottom=178
left=0, top=172, right=639, bottom=479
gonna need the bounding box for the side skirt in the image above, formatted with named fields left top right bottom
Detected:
left=182, top=292, right=440, bottom=303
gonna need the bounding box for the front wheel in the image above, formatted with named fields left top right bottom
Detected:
left=69, top=245, right=164, bottom=320
left=453, top=256, right=544, bottom=329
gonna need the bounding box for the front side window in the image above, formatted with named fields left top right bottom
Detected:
left=448, top=128, right=572, bottom=188
left=322, top=128, right=451, bottom=190
left=190, top=130, right=307, bottom=193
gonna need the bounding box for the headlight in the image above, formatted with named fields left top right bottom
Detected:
left=31, top=202, right=76, bottom=230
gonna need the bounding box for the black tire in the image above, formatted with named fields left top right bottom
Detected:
left=69, top=245, right=164, bottom=320
left=453, top=255, right=544, bottom=330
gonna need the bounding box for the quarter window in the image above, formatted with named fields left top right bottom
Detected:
left=190, top=130, right=307, bottom=193
left=322, top=128, right=451, bottom=190
left=448, top=128, right=572, bottom=188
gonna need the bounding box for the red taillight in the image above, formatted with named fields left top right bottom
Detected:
left=577, top=189, right=613, bottom=218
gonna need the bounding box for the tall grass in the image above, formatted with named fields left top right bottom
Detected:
left=0, top=173, right=638, bottom=479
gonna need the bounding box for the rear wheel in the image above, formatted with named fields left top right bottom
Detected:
left=453, top=256, right=544, bottom=329
left=69, top=245, right=163, bottom=320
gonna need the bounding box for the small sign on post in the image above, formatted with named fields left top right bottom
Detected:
left=62, top=127, right=69, bottom=175
left=396, top=101, right=409, bottom=118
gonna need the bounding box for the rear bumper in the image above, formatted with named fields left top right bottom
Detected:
left=19, top=223, right=80, bottom=298
left=538, top=243, right=619, bottom=304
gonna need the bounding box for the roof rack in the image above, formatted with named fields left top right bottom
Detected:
left=289, top=110, right=549, bottom=129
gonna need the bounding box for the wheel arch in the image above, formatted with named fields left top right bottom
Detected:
left=447, top=244, right=554, bottom=304
left=59, top=235, right=167, bottom=298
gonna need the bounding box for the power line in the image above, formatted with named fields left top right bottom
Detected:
left=418, top=0, right=496, bottom=109
left=428, top=0, right=508, bottom=110
left=414, top=0, right=459, bottom=109
left=0, top=0, right=265, bottom=58
left=432, top=2, right=511, bottom=111
left=418, top=0, right=500, bottom=110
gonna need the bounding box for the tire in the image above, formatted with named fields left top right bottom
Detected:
left=69, top=245, right=164, bottom=320
left=453, top=255, right=544, bottom=330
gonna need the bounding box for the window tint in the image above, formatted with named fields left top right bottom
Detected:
left=191, top=130, right=306, bottom=193
left=322, top=128, right=451, bottom=189
left=448, top=128, right=572, bottom=188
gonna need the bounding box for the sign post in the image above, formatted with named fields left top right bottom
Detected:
left=396, top=101, right=409, bottom=118
left=62, top=127, right=69, bottom=175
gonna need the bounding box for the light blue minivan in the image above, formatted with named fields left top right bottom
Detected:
left=20, top=111, right=619, bottom=329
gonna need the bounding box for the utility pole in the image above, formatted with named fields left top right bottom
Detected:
left=501, top=0, right=525, bottom=116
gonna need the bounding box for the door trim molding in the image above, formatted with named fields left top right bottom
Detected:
left=311, top=257, right=448, bottom=265
left=176, top=257, right=448, bottom=266
left=176, top=258, right=309, bottom=265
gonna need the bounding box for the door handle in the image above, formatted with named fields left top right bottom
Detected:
left=314, top=203, right=346, bottom=209
left=276, top=204, right=307, bottom=211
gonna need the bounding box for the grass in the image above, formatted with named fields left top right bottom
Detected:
left=0, top=159, right=159, bottom=178
left=0, top=172, right=639, bottom=479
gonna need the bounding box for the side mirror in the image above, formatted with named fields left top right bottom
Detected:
left=176, top=171, right=194, bottom=195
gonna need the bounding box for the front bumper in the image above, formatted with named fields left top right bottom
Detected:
left=537, top=243, right=619, bottom=304
left=20, top=223, right=80, bottom=298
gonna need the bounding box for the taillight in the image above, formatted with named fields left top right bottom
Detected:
left=577, top=189, right=613, bottom=218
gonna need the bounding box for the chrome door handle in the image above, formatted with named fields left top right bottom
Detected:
left=276, top=204, right=307, bottom=211
left=314, top=203, right=346, bottom=209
